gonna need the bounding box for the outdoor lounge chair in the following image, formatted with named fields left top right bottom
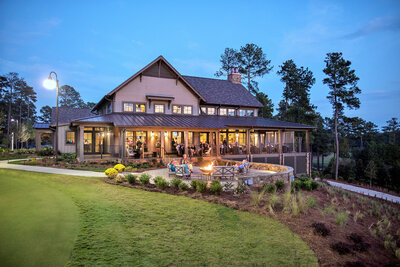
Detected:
left=203, top=147, right=212, bottom=156
left=167, top=164, right=176, bottom=176
left=212, top=166, right=235, bottom=180
left=126, top=148, right=137, bottom=157
left=175, top=165, right=191, bottom=179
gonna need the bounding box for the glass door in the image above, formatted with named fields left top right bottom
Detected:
left=84, top=132, right=93, bottom=153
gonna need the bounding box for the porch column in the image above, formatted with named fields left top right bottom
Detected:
left=35, top=130, right=40, bottom=152
left=78, top=126, right=84, bottom=161
left=160, top=130, right=165, bottom=158
left=246, top=129, right=251, bottom=155
left=121, top=129, right=126, bottom=160
left=184, top=130, right=189, bottom=156
left=210, top=131, right=214, bottom=154
left=305, top=130, right=310, bottom=152
left=257, top=132, right=262, bottom=152
left=278, top=130, right=282, bottom=165
left=216, top=130, right=220, bottom=157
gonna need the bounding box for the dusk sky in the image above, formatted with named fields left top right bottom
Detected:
left=0, top=0, right=399, bottom=127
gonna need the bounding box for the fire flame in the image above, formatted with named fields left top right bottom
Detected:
left=204, top=162, right=214, bottom=171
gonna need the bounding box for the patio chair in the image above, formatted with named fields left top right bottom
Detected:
left=167, top=164, right=176, bottom=176
left=126, top=148, right=136, bottom=158
left=212, top=166, right=235, bottom=180
left=203, top=147, right=212, bottom=156
left=175, top=165, right=191, bottom=179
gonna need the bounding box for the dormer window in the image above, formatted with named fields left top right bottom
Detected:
left=228, top=108, right=235, bottom=116
left=200, top=107, right=207, bottom=114
left=207, top=107, right=216, bottom=115
left=136, top=104, right=146, bottom=113
left=154, top=104, right=165, bottom=113
left=124, top=103, right=134, bottom=112
left=183, top=106, right=192, bottom=115
left=219, top=108, right=227, bottom=116
left=173, top=105, right=182, bottom=114
left=239, top=109, right=246, bottom=116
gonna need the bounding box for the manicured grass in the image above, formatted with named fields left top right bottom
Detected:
left=0, top=169, right=318, bottom=266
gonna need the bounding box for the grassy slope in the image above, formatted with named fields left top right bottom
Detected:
left=0, top=169, right=318, bottom=266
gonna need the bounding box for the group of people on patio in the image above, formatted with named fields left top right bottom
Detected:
left=174, top=142, right=212, bottom=157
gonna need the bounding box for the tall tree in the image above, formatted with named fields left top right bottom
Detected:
left=323, top=52, right=361, bottom=180
left=276, top=59, right=317, bottom=125
left=237, top=43, right=273, bottom=93
left=39, top=105, right=52, bottom=123
left=382, top=117, right=399, bottom=145
left=255, top=92, right=274, bottom=118
left=59, top=85, right=85, bottom=108
left=85, top=101, right=96, bottom=109
left=214, top=48, right=240, bottom=77
left=342, top=117, right=377, bottom=149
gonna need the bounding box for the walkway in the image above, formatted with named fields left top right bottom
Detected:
left=0, top=160, right=105, bottom=177
left=326, top=180, right=400, bottom=204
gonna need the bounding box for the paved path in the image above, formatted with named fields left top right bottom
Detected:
left=326, top=180, right=400, bottom=204
left=0, top=159, right=105, bottom=177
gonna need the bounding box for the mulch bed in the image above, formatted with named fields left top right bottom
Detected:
left=105, top=179, right=400, bottom=267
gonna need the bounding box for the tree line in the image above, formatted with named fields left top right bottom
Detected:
left=215, top=44, right=400, bottom=192
left=0, top=72, right=95, bottom=148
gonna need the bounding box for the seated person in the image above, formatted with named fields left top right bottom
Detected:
left=168, top=160, right=178, bottom=171
left=235, top=159, right=249, bottom=173
left=180, top=154, right=193, bottom=173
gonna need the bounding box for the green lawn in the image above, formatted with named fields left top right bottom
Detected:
left=0, top=169, right=318, bottom=266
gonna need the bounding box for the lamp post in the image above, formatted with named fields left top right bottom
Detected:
left=10, top=118, right=18, bottom=151
left=43, top=72, right=60, bottom=162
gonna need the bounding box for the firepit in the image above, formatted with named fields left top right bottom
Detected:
left=200, top=162, right=214, bottom=175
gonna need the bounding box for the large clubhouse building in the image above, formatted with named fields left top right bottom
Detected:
left=34, top=56, right=314, bottom=174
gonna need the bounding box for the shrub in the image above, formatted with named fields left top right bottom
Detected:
left=114, top=164, right=125, bottom=173
left=310, top=180, right=319, bottom=190
left=268, top=193, right=280, bottom=215
left=196, top=181, right=207, bottom=193
left=38, top=146, right=53, bottom=156
left=154, top=176, right=169, bottom=189
left=325, top=205, right=336, bottom=215
left=311, top=222, right=330, bottom=237
left=275, top=179, right=285, bottom=191
left=234, top=184, right=247, bottom=194
left=263, top=183, right=276, bottom=193
left=311, top=171, right=320, bottom=179
left=126, top=174, right=137, bottom=184
left=302, top=180, right=312, bottom=191
left=105, top=168, right=118, bottom=179
left=297, top=192, right=307, bottom=214
left=291, top=195, right=299, bottom=216
left=115, top=174, right=125, bottom=183
left=336, top=212, right=348, bottom=226
left=171, top=178, right=182, bottom=188
left=151, top=158, right=158, bottom=165
left=299, top=175, right=309, bottom=182
left=330, top=242, right=351, bottom=255
left=141, top=163, right=150, bottom=169
left=139, top=173, right=151, bottom=185
left=250, top=190, right=266, bottom=206
left=190, top=180, right=198, bottom=190
left=283, top=190, right=292, bottom=213
left=291, top=180, right=302, bottom=192
left=307, top=196, right=318, bottom=208
left=209, top=180, right=223, bottom=195
left=59, top=153, right=77, bottom=162
left=178, top=182, right=189, bottom=190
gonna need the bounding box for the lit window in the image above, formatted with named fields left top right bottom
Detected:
left=154, top=104, right=164, bottom=113
left=136, top=104, right=146, bottom=112
left=239, top=109, right=246, bottom=116
left=207, top=107, right=216, bottom=115
left=200, top=107, right=207, bottom=114
left=124, top=103, right=134, bottom=112
left=173, top=105, right=182, bottom=114
left=247, top=109, right=254, bottom=117
left=228, top=109, right=235, bottom=116
left=219, top=108, right=227, bottom=116
left=183, top=106, right=192, bottom=115
left=66, top=131, right=75, bottom=144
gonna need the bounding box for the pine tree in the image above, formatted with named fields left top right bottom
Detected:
left=323, top=52, right=361, bottom=180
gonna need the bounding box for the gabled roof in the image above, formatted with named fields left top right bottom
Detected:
left=72, top=113, right=315, bottom=130
left=50, top=107, right=95, bottom=126
left=33, top=122, right=50, bottom=129
left=92, top=56, right=206, bottom=111
left=183, top=75, right=263, bottom=108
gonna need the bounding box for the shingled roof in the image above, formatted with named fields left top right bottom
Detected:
left=72, top=113, right=314, bottom=130
left=183, top=76, right=263, bottom=108
left=50, top=107, right=95, bottom=126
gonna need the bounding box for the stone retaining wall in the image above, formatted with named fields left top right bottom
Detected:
left=220, top=159, right=294, bottom=186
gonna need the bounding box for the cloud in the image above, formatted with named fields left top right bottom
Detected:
left=342, top=16, right=400, bottom=39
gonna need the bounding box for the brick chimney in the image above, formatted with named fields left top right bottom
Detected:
left=228, top=67, right=241, bottom=84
